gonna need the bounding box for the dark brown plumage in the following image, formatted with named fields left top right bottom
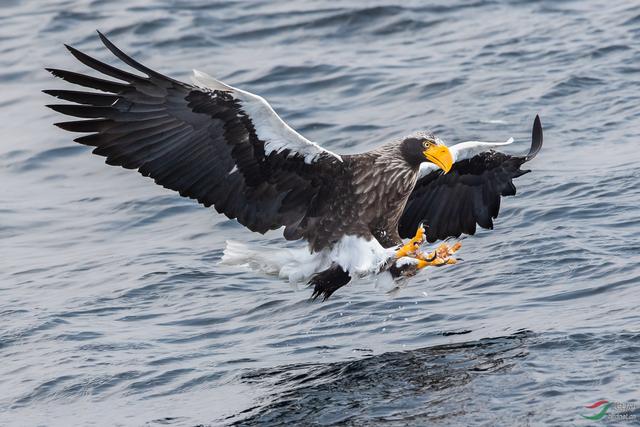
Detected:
left=45, top=32, right=543, bottom=300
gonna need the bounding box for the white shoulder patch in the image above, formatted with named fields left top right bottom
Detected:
left=191, top=69, right=342, bottom=164
left=449, top=137, right=514, bottom=163
left=419, top=137, right=514, bottom=178
left=191, top=69, right=234, bottom=92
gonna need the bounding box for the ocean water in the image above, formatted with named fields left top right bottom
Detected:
left=1, top=0, right=640, bottom=425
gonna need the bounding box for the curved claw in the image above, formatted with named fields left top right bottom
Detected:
left=415, top=241, right=462, bottom=270
left=418, top=250, right=438, bottom=262
left=395, top=225, right=425, bottom=258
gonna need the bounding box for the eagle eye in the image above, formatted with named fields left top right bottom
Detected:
left=422, top=140, right=432, bottom=149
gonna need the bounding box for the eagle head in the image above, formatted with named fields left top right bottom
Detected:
left=399, top=133, right=453, bottom=172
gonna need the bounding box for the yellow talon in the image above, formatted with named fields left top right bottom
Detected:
left=414, top=241, right=462, bottom=270
left=415, top=259, right=429, bottom=269
left=395, top=225, right=425, bottom=258
left=394, top=226, right=462, bottom=272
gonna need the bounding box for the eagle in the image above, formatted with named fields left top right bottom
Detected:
left=44, top=32, right=543, bottom=300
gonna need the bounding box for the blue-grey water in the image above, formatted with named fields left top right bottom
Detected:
left=2, top=1, right=640, bottom=425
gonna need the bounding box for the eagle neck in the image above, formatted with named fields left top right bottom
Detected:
left=374, top=143, right=420, bottom=173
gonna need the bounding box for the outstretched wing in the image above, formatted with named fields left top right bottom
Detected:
left=45, top=32, right=342, bottom=238
left=399, top=116, right=543, bottom=242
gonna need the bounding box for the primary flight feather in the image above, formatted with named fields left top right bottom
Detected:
left=45, top=32, right=543, bottom=300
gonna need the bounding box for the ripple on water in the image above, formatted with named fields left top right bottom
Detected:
left=2, top=1, right=640, bottom=425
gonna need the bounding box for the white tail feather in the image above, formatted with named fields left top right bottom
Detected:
left=220, top=236, right=396, bottom=284
left=220, top=241, right=330, bottom=283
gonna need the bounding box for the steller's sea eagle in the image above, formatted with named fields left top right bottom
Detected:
left=44, top=32, right=543, bottom=301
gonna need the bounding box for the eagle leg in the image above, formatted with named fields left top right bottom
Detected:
left=308, top=264, right=352, bottom=301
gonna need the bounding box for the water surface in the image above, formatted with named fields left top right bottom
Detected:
left=1, top=0, right=640, bottom=425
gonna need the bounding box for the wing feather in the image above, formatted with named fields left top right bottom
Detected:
left=400, top=116, right=542, bottom=241
left=45, top=32, right=341, bottom=239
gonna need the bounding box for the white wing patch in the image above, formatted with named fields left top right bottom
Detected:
left=449, top=137, right=514, bottom=162
left=419, top=137, right=514, bottom=178
left=192, top=69, right=342, bottom=164
left=191, top=69, right=234, bottom=92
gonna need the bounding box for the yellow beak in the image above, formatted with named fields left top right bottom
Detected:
left=423, top=144, right=453, bottom=173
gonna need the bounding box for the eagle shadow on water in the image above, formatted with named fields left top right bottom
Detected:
left=44, top=31, right=543, bottom=301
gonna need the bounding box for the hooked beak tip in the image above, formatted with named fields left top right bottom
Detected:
left=424, top=145, right=453, bottom=173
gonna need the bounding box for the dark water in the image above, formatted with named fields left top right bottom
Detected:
left=2, top=0, right=640, bottom=425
